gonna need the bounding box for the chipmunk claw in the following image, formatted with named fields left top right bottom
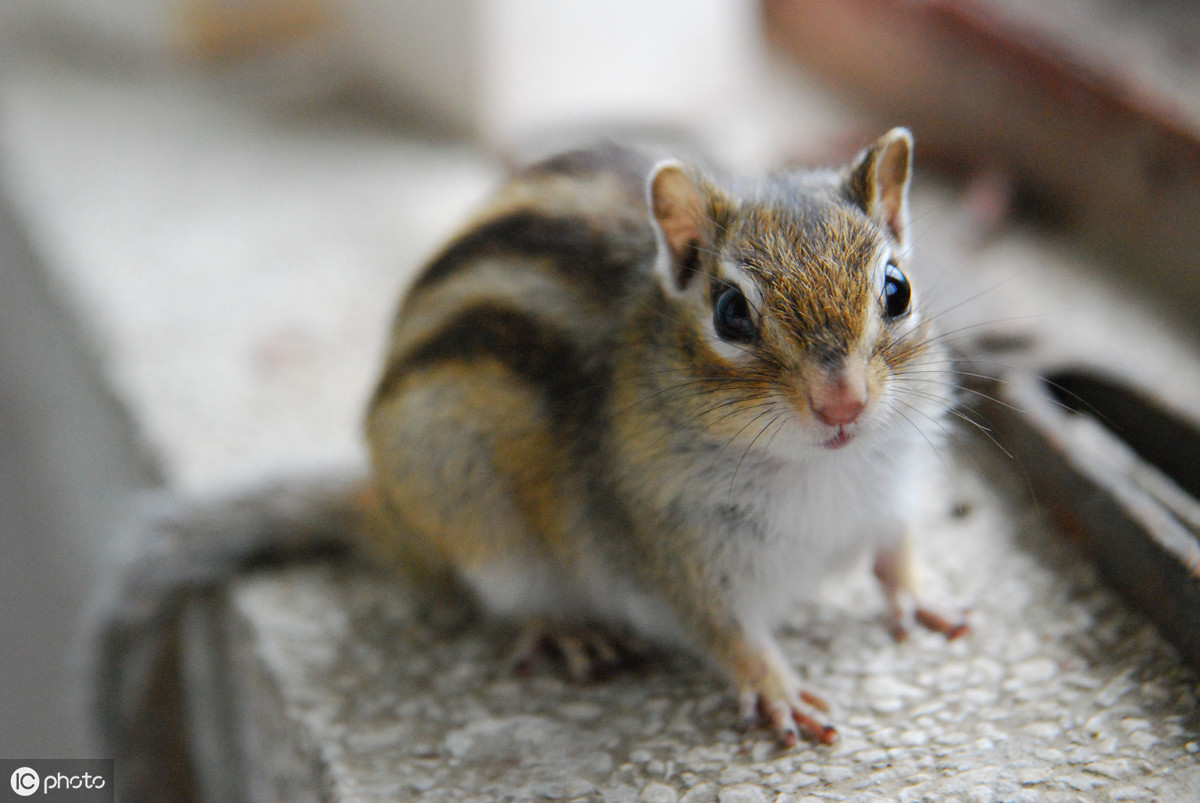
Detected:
left=914, top=607, right=970, bottom=640
left=885, top=599, right=970, bottom=643
left=509, top=621, right=627, bottom=682
left=737, top=682, right=837, bottom=747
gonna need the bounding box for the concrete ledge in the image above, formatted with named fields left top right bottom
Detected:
left=0, top=54, right=499, bottom=492
left=206, top=474, right=1200, bottom=802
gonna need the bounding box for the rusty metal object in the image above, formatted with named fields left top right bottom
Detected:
left=972, top=364, right=1200, bottom=670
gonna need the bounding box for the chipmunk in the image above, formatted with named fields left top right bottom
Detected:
left=96, top=129, right=964, bottom=760
left=363, top=128, right=963, bottom=745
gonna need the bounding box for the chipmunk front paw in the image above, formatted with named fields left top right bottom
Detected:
left=732, top=643, right=837, bottom=747
left=874, top=542, right=969, bottom=642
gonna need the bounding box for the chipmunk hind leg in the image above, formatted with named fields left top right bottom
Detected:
left=370, top=357, right=661, bottom=681
left=367, top=361, right=592, bottom=621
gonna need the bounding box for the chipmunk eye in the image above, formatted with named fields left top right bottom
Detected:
left=883, top=263, right=912, bottom=320
left=714, top=285, right=757, bottom=344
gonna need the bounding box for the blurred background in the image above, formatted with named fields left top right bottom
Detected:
left=2, top=0, right=1199, bottom=765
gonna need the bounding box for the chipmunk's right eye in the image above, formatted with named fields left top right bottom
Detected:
left=883, top=263, right=912, bottom=320
left=714, top=286, right=757, bottom=344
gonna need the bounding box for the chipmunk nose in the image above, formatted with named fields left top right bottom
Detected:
left=809, top=371, right=868, bottom=426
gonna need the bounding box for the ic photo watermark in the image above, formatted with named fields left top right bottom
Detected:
left=1, top=761, right=112, bottom=802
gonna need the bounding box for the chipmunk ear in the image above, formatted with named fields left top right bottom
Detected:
left=648, top=160, right=716, bottom=294
left=846, top=127, right=913, bottom=251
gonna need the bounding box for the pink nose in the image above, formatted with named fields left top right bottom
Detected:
left=809, top=373, right=868, bottom=426
left=812, top=395, right=866, bottom=426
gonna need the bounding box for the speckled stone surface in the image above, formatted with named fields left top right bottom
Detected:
left=222, top=455, right=1200, bottom=802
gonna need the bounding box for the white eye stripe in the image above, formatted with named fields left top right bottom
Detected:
left=716, top=261, right=764, bottom=314
left=875, top=247, right=895, bottom=283
left=699, top=262, right=761, bottom=362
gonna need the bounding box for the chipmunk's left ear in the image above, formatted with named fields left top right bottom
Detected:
left=846, top=127, right=912, bottom=251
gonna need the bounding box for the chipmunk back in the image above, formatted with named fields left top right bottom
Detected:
left=365, top=131, right=963, bottom=745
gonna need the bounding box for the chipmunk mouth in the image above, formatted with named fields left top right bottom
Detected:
left=823, top=427, right=855, bottom=450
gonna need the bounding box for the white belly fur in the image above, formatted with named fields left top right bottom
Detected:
left=464, top=429, right=937, bottom=646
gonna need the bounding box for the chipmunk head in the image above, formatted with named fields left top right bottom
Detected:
left=647, top=128, right=943, bottom=452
